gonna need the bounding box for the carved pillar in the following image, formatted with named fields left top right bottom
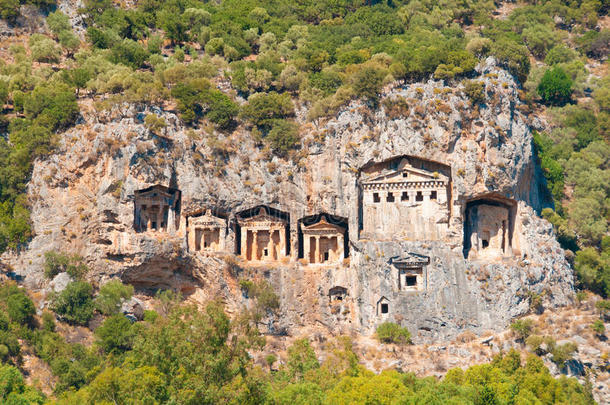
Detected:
left=167, top=207, right=175, bottom=234
left=408, top=190, right=417, bottom=201
left=337, top=233, right=344, bottom=262
left=219, top=226, right=226, bottom=251
left=201, top=228, right=206, bottom=251
left=188, top=226, right=195, bottom=251
left=304, top=233, right=310, bottom=263
left=252, top=230, right=259, bottom=261
left=279, top=227, right=286, bottom=257
left=147, top=216, right=152, bottom=232
left=156, top=207, right=163, bottom=231
left=422, top=190, right=432, bottom=202
left=314, top=235, right=320, bottom=264
left=241, top=227, right=247, bottom=259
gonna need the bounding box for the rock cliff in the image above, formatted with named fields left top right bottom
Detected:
left=3, top=58, right=574, bottom=342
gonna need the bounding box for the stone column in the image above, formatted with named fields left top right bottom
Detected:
left=304, top=233, right=310, bottom=263
left=314, top=235, right=320, bottom=264
left=252, top=230, right=259, bottom=261
left=156, top=207, right=163, bottom=231
left=200, top=229, right=206, bottom=251
left=279, top=227, right=286, bottom=257
left=241, top=227, right=247, bottom=259
left=167, top=207, right=175, bottom=234
left=219, top=226, right=226, bottom=251
left=337, top=233, right=344, bottom=262
left=147, top=216, right=152, bottom=232
left=188, top=226, right=195, bottom=251
left=408, top=190, right=417, bottom=202
left=422, top=190, right=432, bottom=202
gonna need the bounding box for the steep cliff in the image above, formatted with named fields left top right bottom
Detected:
left=4, top=58, right=574, bottom=342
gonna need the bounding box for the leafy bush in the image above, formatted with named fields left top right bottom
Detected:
left=376, top=322, right=411, bottom=345
left=95, top=314, right=134, bottom=354
left=266, top=119, right=299, bottom=156
left=591, top=320, right=605, bottom=335
left=351, top=65, right=385, bottom=103
left=463, top=80, right=485, bottom=104
left=111, top=39, right=149, bottom=69
left=29, top=34, right=61, bottom=63
left=538, top=67, right=573, bottom=106
left=550, top=342, right=577, bottom=367
left=52, top=281, right=95, bottom=325
left=95, top=280, right=133, bottom=316
left=0, top=364, right=45, bottom=404
left=241, top=92, right=294, bottom=129
left=510, top=318, right=534, bottom=340
left=44, top=251, right=88, bottom=279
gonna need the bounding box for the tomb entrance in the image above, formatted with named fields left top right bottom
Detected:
left=134, top=185, right=181, bottom=233
left=390, top=253, right=430, bottom=292
left=187, top=209, right=227, bottom=253
left=237, top=205, right=289, bottom=262
left=299, top=213, right=348, bottom=264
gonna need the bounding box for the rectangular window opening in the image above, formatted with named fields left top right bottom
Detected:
left=381, top=303, right=389, bottom=314
left=406, top=276, right=417, bottom=287
left=386, top=192, right=395, bottom=202
left=416, top=191, right=423, bottom=202
left=430, top=191, right=437, bottom=200
left=401, top=192, right=409, bottom=201
left=373, top=192, right=380, bottom=203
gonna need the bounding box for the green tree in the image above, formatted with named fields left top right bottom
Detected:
left=351, top=65, right=385, bottom=103
left=95, top=314, right=135, bottom=354
left=94, top=279, right=133, bottom=316
left=52, top=281, right=95, bottom=325
left=44, top=251, right=88, bottom=279
left=538, top=67, right=573, bottom=106
left=266, top=119, right=300, bottom=156
left=376, top=322, right=412, bottom=344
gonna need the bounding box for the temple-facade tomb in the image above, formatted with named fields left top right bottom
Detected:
left=299, top=213, right=347, bottom=264
left=464, top=195, right=517, bottom=260
left=187, top=209, right=227, bottom=253
left=134, top=185, right=181, bottom=233
left=237, top=206, right=289, bottom=262
left=390, top=253, right=430, bottom=292
left=359, top=156, right=451, bottom=240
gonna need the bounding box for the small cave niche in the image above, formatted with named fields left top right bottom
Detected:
left=235, top=205, right=290, bottom=262
left=329, top=286, right=348, bottom=303
left=463, top=194, right=517, bottom=259
left=297, top=213, right=348, bottom=264
left=134, top=185, right=181, bottom=233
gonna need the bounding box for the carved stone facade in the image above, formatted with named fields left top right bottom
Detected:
left=237, top=206, right=289, bottom=262
left=187, top=209, right=226, bottom=253
left=464, top=196, right=517, bottom=260
left=300, top=214, right=347, bottom=264
left=134, top=185, right=181, bottom=233
left=360, top=157, right=450, bottom=241
left=391, top=253, right=430, bottom=292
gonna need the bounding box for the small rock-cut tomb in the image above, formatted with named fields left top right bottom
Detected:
left=391, top=253, right=430, bottom=292
left=377, top=296, right=390, bottom=317
left=299, top=213, right=347, bottom=264
left=134, top=185, right=181, bottom=233
left=464, top=196, right=516, bottom=259
left=360, top=156, right=450, bottom=240
left=329, top=286, right=348, bottom=303
left=187, top=209, right=227, bottom=253
left=237, top=206, right=289, bottom=262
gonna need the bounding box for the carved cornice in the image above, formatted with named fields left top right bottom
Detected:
left=362, top=181, right=446, bottom=191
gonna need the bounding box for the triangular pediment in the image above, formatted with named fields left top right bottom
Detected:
left=190, top=210, right=225, bottom=227
left=302, top=218, right=345, bottom=232
left=390, top=253, right=430, bottom=266
left=362, top=164, right=446, bottom=185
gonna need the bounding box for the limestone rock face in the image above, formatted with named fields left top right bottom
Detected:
left=3, top=58, right=574, bottom=342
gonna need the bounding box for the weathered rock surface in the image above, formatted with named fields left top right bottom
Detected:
left=3, top=58, right=574, bottom=342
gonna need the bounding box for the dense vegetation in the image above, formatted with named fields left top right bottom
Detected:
left=0, top=0, right=607, bottom=400
left=0, top=279, right=596, bottom=404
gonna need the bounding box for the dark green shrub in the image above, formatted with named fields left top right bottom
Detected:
left=44, top=251, right=88, bottom=279
left=95, top=314, right=134, bottom=354
left=591, top=320, right=605, bottom=335
left=376, top=322, right=412, bottom=344
left=111, top=39, right=149, bottom=69
left=463, top=80, right=485, bottom=104
left=351, top=66, right=385, bottom=103
left=510, top=318, right=534, bottom=340
left=51, top=281, right=94, bottom=325
left=538, top=67, right=572, bottom=106
left=95, top=280, right=133, bottom=316
left=7, top=293, right=35, bottom=325
left=266, top=119, right=299, bottom=156
left=241, top=92, right=294, bottom=129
